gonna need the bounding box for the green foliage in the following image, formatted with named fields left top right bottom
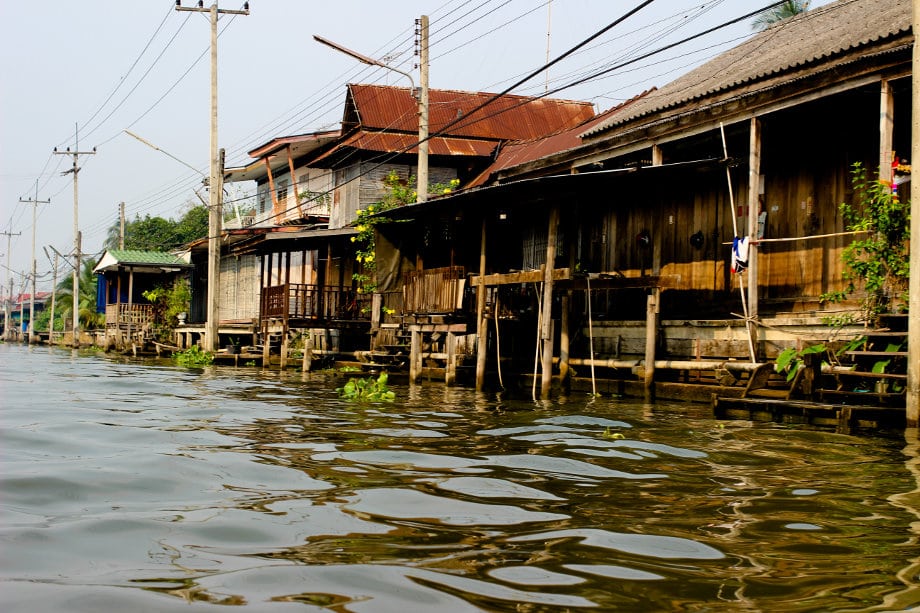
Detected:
left=106, top=205, right=209, bottom=251
left=775, top=343, right=826, bottom=382
left=752, top=1, right=810, bottom=30
left=142, top=277, right=191, bottom=337
left=351, top=171, right=460, bottom=294
left=55, top=259, right=105, bottom=329
left=173, top=345, right=214, bottom=367
left=337, top=372, right=396, bottom=402
left=820, top=163, right=910, bottom=325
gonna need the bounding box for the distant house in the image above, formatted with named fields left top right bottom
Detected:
left=222, top=84, right=596, bottom=366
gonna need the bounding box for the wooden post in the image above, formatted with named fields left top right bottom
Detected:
left=475, top=219, right=488, bottom=391
left=262, top=327, right=271, bottom=368
left=410, top=327, right=422, bottom=384
left=907, top=1, right=920, bottom=428
left=880, top=78, right=895, bottom=180
left=747, top=117, right=762, bottom=359
left=540, top=206, right=560, bottom=399
left=445, top=331, right=457, bottom=386
left=302, top=330, right=313, bottom=372
left=280, top=332, right=289, bottom=369
left=559, top=293, right=570, bottom=385
left=126, top=269, right=134, bottom=349
left=644, top=288, right=659, bottom=402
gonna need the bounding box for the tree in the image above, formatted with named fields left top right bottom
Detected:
left=820, top=163, right=911, bottom=325
left=752, top=1, right=810, bottom=31
left=105, top=204, right=209, bottom=251
left=55, top=259, right=105, bottom=330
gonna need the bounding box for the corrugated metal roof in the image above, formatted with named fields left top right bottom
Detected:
left=583, top=0, right=911, bottom=138
left=468, top=90, right=655, bottom=186
left=346, top=84, right=595, bottom=140
left=310, top=131, right=497, bottom=166
left=93, top=250, right=191, bottom=273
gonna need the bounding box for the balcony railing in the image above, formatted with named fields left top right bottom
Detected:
left=105, top=304, right=154, bottom=329
left=260, top=284, right=371, bottom=322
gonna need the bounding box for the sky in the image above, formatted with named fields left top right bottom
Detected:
left=1, top=0, right=831, bottom=295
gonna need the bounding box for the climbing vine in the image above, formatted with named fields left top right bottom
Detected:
left=351, top=171, right=459, bottom=295
left=820, top=162, right=910, bottom=325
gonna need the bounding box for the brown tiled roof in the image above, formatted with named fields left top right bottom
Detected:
left=309, top=131, right=497, bottom=166
left=345, top=84, right=595, bottom=140
left=583, top=0, right=912, bottom=138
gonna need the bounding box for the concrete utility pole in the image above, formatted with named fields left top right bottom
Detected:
left=54, top=126, right=95, bottom=348
left=19, top=181, right=50, bottom=344
left=176, top=0, right=249, bottom=352
left=1, top=229, right=21, bottom=341
left=46, top=249, right=59, bottom=346
left=907, top=0, right=920, bottom=427
left=119, top=202, right=125, bottom=250
left=314, top=15, right=429, bottom=202
left=416, top=15, right=429, bottom=203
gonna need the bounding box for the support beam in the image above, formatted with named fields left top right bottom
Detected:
left=445, top=331, right=457, bottom=386
left=540, top=206, right=560, bottom=398
left=880, top=78, right=895, bottom=180
left=644, top=288, right=659, bottom=403
left=410, top=328, right=422, bottom=384
left=746, top=117, right=762, bottom=359
left=475, top=219, right=488, bottom=391
left=907, top=0, right=920, bottom=427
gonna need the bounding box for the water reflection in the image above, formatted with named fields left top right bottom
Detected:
left=1, top=344, right=919, bottom=611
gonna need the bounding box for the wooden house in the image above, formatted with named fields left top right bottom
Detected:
left=223, top=84, right=596, bottom=367
left=94, top=249, right=193, bottom=350
left=374, top=0, right=913, bottom=397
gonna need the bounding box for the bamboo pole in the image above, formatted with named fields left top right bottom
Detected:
left=540, top=206, right=560, bottom=399
left=475, top=219, right=488, bottom=391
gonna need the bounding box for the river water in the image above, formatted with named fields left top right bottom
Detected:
left=2, top=343, right=919, bottom=612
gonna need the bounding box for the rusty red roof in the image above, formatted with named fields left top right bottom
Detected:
left=345, top=84, right=595, bottom=140
left=468, top=89, right=655, bottom=186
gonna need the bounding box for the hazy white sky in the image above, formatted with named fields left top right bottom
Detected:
left=1, top=0, right=831, bottom=291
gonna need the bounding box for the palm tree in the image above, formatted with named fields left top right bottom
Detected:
left=55, top=259, right=105, bottom=330
left=752, top=1, right=811, bottom=30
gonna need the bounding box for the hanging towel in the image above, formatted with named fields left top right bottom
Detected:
left=731, top=236, right=749, bottom=274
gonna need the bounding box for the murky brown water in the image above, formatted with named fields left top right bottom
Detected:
left=2, top=343, right=919, bottom=612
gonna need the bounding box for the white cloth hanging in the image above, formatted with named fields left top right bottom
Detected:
left=731, top=236, right=749, bottom=273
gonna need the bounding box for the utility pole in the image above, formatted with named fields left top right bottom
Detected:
left=54, top=125, right=95, bottom=348
left=314, top=15, right=428, bottom=203
left=1, top=229, right=21, bottom=341
left=119, top=202, right=126, bottom=250
left=46, top=249, right=59, bottom=346
left=19, top=181, right=50, bottom=344
left=416, top=15, right=429, bottom=203
left=176, top=0, right=249, bottom=351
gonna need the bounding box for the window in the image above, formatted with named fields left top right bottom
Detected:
left=277, top=178, right=289, bottom=203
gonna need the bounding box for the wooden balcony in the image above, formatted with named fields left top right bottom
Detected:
left=260, top=284, right=371, bottom=323
left=105, top=304, right=154, bottom=329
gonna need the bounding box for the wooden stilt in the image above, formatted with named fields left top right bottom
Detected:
left=540, top=206, right=560, bottom=399
left=302, top=330, right=313, bottom=372
left=644, top=288, right=659, bottom=403
left=445, top=331, right=457, bottom=386
left=475, top=220, right=488, bottom=391
left=559, top=293, right=570, bottom=385
left=280, top=331, right=289, bottom=369
left=410, top=327, right=422, bottom=384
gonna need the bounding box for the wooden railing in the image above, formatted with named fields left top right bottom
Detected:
left=105, top=304, right=154, bottom=329
left=260, top=284, right=371, bottom=322
left=403, top=266, right=466, bottom=314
